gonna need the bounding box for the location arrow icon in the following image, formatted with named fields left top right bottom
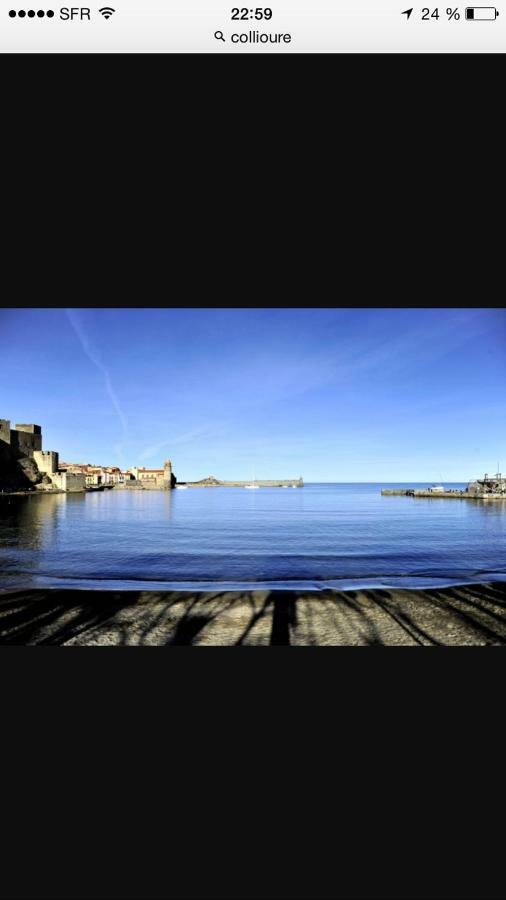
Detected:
left=402, top=7, right=413, bottom=17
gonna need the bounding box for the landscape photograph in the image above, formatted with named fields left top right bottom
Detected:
left=0, top=306, right=505, bottom=646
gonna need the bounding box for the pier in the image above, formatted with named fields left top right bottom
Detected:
left=382, top=489, right=474, bottom=499
left=382, top=471, right=506, bottom=500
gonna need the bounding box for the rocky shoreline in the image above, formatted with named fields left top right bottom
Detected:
left=0, top=582, right=505, bottom=645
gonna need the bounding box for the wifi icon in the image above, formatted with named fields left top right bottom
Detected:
left=99, top=6, right=115, bottom=18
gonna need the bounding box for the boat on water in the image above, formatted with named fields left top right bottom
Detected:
left=176, top=485, right=188, bottom=489
left=245, top=470, right=259, bottom=489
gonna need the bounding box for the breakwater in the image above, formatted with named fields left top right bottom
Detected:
left=181, top=476, right=303, bottom=488
left=381, top=489, right=506, bottom=500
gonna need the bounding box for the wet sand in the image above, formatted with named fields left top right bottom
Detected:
left=0, top=582, right=505, bottom=645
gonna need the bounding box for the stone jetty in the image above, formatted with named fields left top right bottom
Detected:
left=382, top=471, right=506, bottom=500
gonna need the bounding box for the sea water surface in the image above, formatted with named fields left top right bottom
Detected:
left=0, top=484, right=505, bottom=591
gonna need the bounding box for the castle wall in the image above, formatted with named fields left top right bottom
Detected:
left=65, top=473, right=86, bottom=492
left=15, top=424, right=42, bottom=436
left=0, top=419, right=11, bottom=445
left=10, top=426, right=42, bottom=457
left=33, top=450, right=59, bottom=475
left=50, top=472, right=86, bottom=492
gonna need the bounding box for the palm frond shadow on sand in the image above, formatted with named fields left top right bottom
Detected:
left=0, top=582, right=505, bottom=645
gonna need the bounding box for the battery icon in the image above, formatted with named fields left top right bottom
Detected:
left=465, top=6, right=499, bottom=18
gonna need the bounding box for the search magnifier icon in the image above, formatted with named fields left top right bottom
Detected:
left=214, top=30, right=225, bottom=41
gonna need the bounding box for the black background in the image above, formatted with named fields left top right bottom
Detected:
left=2, top=647, right=504, bottom=899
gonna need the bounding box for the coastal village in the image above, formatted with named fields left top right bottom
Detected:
left=0, top=417, right=175, bottom=493
left=1, top=414, right=502, bottom=498
left=0, top=416, right=302, bottom=493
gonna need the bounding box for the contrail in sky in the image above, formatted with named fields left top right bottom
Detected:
left=65, top=308, right=128, bottom=436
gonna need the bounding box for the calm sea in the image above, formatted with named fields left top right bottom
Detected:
left=0, top=484, right=505, bottom=591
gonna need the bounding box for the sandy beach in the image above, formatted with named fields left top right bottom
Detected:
left=0, top=582, right=505, bottom=645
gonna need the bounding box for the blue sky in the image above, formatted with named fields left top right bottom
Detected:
left=1, top=308, right=505, bottom=482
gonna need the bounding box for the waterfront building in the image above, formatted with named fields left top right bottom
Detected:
left=59, top=462, right=92, bottom=473
left=85, top=469, right=104, bottom=486
left=58, top=463, right=127, bottom=486
left=101, top=466, right=120, bottom=484
left=60, top=463, right=134, bottom=487
left=129, top=460, right=173, bottom=489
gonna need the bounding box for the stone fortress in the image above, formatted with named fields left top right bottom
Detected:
left=0, top=420, right=42, bottom=457
left=0, top=416, right=176, bottom=494
left=0, top=418, right=86, bottom=492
